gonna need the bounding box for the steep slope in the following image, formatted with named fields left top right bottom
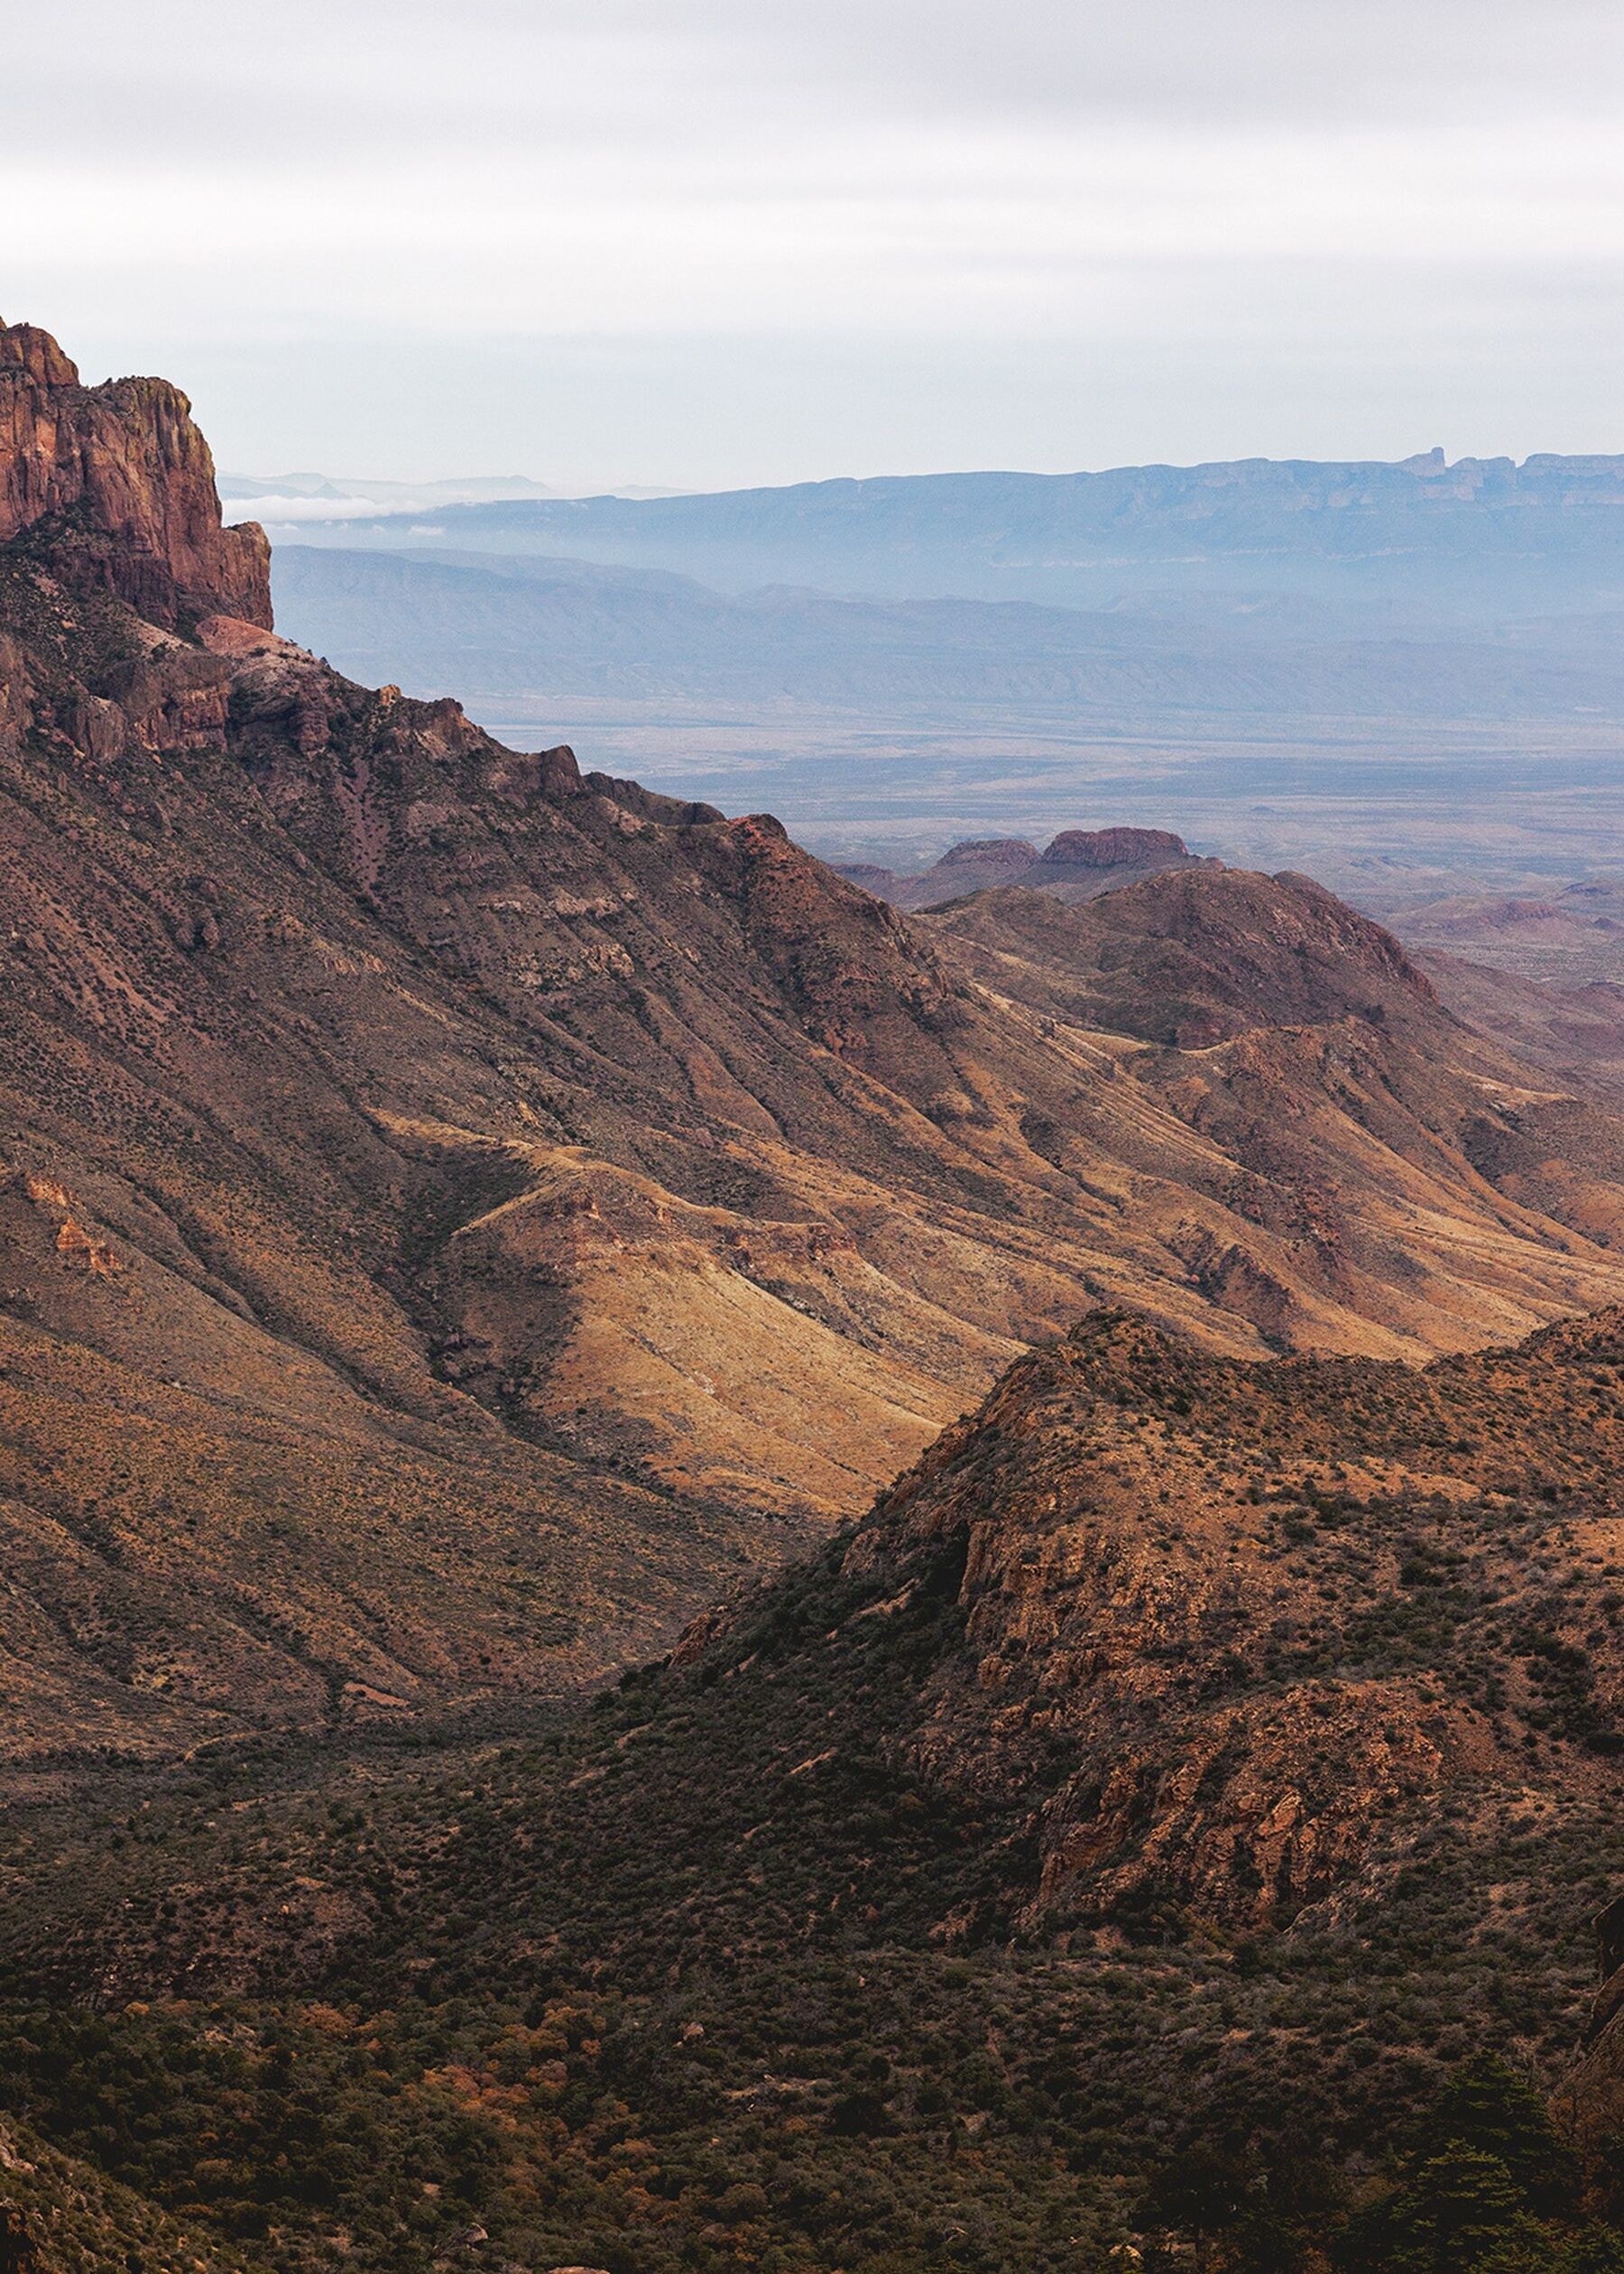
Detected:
left=14, top=318, right=1624, bottom=1765
left=96, top=1299, right=1624, bottom=1969
left=0, top=2114, right=258, bottom=2274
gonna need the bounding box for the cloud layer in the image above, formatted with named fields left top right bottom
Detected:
left=10, top=0, right=1622, bottom=485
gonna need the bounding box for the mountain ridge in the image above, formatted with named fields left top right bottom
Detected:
left=4, top=316, right=1624, bottom=2274
left=269, top=449, right=1624, bottom=620
left=9, top=312, right=1624, bottom=1775
left=836, top=825, right=1212, bottom=908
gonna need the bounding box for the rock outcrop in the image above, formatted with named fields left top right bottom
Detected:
left=840, top=825, right=1212, bottom=910
left=0, top=319, right=270, bottom=630
left=1040, top=825, right=1191, bottom=870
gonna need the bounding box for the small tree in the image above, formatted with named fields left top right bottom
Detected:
left=1411, top=2059, right=1578, bottom=2214
left=1385, top=2143, right=1527, bottom=2274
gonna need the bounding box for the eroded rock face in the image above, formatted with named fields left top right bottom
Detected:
left=1040, top=827, right=1190, bottom=869
left=0, top=320, right=271, bottom=631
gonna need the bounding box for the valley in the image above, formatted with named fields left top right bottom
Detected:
left=2, top=317, right=1624, bottom=2273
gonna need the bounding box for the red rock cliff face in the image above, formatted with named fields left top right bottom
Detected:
left=0, top=320, right=271, bottom=631
left=1041, top=826, right=1189, bottom=868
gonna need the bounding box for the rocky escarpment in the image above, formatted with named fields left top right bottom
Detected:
left=641, top=1303, right=1624, bottom=1938
left=838, top=825, right=1213, bottom=910
left=0, top=320, right=269, bottom=631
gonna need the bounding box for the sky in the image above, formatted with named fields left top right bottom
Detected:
left=8, top=0, right=1624, bottom=490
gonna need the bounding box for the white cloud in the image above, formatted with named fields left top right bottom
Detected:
left=226, top=494, right=401, bottom=522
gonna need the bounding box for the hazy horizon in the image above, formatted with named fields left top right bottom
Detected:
left=12, top=0, right=1624, bottom=490
left=224, top=441, right=1613, bottom=516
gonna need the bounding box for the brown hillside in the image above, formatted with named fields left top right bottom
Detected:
left=11, top=318, right=1624, bottom=1761
left=826, top=1304, right=1624, bottom=1931
left=20, top=1302, right=1624, bottom=2059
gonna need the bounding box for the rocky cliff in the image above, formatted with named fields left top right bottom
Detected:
left=0, top=319, right=270, bottom=630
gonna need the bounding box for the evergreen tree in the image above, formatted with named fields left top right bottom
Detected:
left=1477, top=2221, right=1624, bottom=2274
left=1410, top=2059, right=1578, bottom=2213
left=1384, top=2144, right=1528, bottom=2274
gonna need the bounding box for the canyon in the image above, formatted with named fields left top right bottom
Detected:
left=3, top=319, right=1624, bottom=2274
left=13, top=323, right=1624, bottom=1766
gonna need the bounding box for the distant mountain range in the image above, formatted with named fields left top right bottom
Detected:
left=271, top=448, right=1624, bottom=620
left=270, top=540, right=1624, bottom=730
left=263, top=454, right=1624, bottom=822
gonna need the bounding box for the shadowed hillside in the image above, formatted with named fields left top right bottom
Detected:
left=7, top=1306, right=1624, bottom=2270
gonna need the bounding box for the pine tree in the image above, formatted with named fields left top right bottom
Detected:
left=1411, top=2058, right=1578, bottom=2213
left=1386, top=2144, right=1528, bottom=2274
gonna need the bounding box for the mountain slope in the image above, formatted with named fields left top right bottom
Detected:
left=77, top=1299, right=1624, bottom=1973
left=0, top=2113, right=259, bottom=2274
left=7, top=1306, right=1624, bottom=2273
left=13, top=317, right=1624, bottom=1765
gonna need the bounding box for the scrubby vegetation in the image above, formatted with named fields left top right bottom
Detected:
left=5, top=1316, right=1624, bottom=2270
left=0, top=1937, right=1619, bottom=2273
left=0, top=1632, right=1621, bottom=2273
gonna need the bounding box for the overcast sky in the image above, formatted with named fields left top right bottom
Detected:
left=9, top=0, right=1624, bottom=488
